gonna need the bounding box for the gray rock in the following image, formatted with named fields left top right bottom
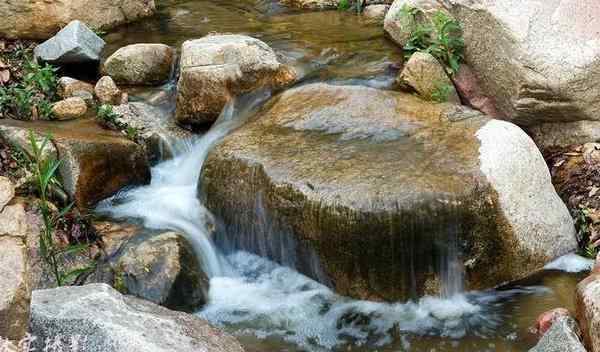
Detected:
left=398, top=52, right=460, bottom=103
left=103, top=44, right=175, bottom=86
left=29, top=284, right=245, bottom=352
left=528, top=121, right=600, bottom=149
left=115, top=232, right=209, bottom=312
left=34, top=20, right=105, bottom=65
left=175, top=34, right=296, bottom=126
left=530, top=316, right=586, bottom=352
left=201, top=83, right=576, bottom=301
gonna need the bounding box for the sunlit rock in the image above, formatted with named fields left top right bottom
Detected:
left=103, top=44, right=175, bottom=86
left=175, top=34, right=296, bottom=127
left=0, top=1, right=155, bottom=40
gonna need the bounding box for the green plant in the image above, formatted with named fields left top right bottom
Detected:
left=23, top=60, right=58, bottom=98
left=36, top=98, right=54, bottom=120
left=9, top=87, right=34, bottom=118
left=430, top=82, right=453, bottom=103
left=399, top=5, right=464, bottom=74
left=575, top=207, right=599, bottom=259
left=96, top=104, right=140, bottom=142
left=27, top=131, right=94, bottom=286
left=338, top=0, right=351, bottom=11
left=0, top=87, right=9, bottom=116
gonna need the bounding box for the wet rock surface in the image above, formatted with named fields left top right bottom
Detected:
left=201, top=83, right=576, bottom=300
left=529, top=315, right=586, bottom=352
left=0, top=119, right=150, bottom=208
left=115, top=232, right=209, bottom=312
left=29, top=284, right=245, bottom=352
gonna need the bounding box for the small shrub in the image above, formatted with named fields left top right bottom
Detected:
left=575, top=207, right=599, bottom=259
left=399, top=5, right=464, bottom=74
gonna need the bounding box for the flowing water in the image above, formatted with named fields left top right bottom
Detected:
left=97, top=1, right=594, bottom=351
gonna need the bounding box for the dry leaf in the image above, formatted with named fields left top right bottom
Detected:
left=554, top=159, right=565, bottom=168
left=0, top=69, right=9, bottom=84
left=590, top=186, right=599, bottom=197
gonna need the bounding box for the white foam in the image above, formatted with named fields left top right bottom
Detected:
left=544, top=253, right=594, bottom=273
left=198, top=251, right=548, bottom=351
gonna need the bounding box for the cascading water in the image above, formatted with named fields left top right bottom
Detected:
left=96, top=88, right=555, bottom=352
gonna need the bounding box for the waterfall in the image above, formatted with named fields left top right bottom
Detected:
left=96, top=89, right=272, bottom=278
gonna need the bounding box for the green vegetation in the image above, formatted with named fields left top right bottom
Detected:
left=0, top=59, right=59, bottom=120
left=429, top=82, right=453, bottom=103
left=398, top=5, right=465, bottom=74
left=27, top=131, right=95, bottom=286
left=575, top=207, right=599, bottom=259
left=338, top=0, right=351, bottom=11
left=96, top=104, right=140, bottom=142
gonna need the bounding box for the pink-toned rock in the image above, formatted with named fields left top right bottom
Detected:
left=534, top=308, right=573, bottom=338
left=452, top=64, right=503, bottom=119
left=594, top=253, right=600, bottom=274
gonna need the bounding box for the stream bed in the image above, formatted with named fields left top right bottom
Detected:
left=98, top=1, right=591, bottom=351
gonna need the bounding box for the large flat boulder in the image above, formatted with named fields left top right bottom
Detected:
left=201, top=83, right=576, bottom=301
left=175, top=34, right=296, bottom=127
left=29, top=283, right=245, bottom=352
left=0, top=1, right=156, bottom=40
left=385, top=0, right=600, bottom=127
left=0, top=119, right=150, bottom=208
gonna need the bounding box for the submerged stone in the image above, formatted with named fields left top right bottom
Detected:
left=201, top=83, right=576, bottom=301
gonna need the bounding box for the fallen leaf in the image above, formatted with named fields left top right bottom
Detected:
left=0, top=69, right=9, bottom=84
left=564, top=152, right=581, bottom=156
left=554, top=159, right=565, bottom=168
left=590, top=186, right=599, bottom=197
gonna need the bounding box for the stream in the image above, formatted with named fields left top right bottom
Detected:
left=97, top=1, right=592, bottom=351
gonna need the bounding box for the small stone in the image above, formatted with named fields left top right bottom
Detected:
left=398, top=52, right=460, bottom=103
left=57, top=77, right=95, bottom=99
left=71, top=90, right=96, bottom=107
left=103, top=44, right=175, bottom=85
left=362, top=5, right=390, bottom=21
left=0, top=176, right=15, bottom=211
left=51, top=97, right=88, bottom=120
left=534, top=308, right=572, bottom=338
left=95, top=76, right=122, bottom=105
left=34, top=20, right=105, bottom=65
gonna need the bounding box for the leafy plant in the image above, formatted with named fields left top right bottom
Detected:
left=9, top=86, right=34, bottom=118
left=27, top=131, right=94, bottom=286
left=575, top=207, right=599, bottom=259
left=399, top=5, right=464, bottom=74
left=96, top=104, right=140, bottom=142
left=338, top=0, right=351, bottom=11
left=430, top=82, right=453, bottom=103
left=23, top=60, right=58, bottom=98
